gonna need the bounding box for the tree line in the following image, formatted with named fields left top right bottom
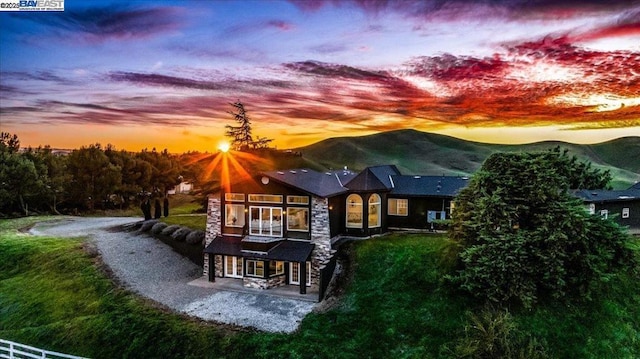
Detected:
left=0, top=132, right=186, bottom=217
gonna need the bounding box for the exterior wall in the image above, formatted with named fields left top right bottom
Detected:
left=243, top=275, right=287, bottom=289
left=387, top=196, right=452, bottom=229
left=203, top=195, right=221, bottom=278
left=310, top=196, right=331, bottom=286
left=592, top=201, right=640, bottom=233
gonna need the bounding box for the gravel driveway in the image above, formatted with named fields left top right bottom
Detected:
left=29, top=216, right=316, bottom=333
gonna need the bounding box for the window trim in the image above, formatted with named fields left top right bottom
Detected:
left=289, top=261, right=311, bottom=286
left=388, top=198, right=408, bottom=216
left=225, top=204, right=245, bottom=228
left=346, top=194, right=363, bottom=229
left=225, top=193, right=244, bottom=202
left=248, top=194, right=283, bottom=204
left=249, top=206, right=283, bottom=237
left=269, top=261, right=285, bottom=277
left=287, top=195, right=309, bottom=205
left=622, top=207, right=630, bottom=219
left=224, top=256, right=243, bottom=278
left=368, top=194, right=381, bottom=228
left=600, top=209, right=609, bottom=219
left=287, top=207, right=309, bottom=232
left=246, top=260, right=265, bottom=278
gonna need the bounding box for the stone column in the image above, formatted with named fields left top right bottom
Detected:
left=203, top=194, right=221, bottom=278
left=310, top=196, right=331, bottom=286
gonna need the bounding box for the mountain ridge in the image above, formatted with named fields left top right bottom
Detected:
left=296, top=129, right=639, bottom=189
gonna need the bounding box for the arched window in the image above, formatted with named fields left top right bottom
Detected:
left=346, top=194, right=363, bottom=228
left=368, top=194, right=381, bottom=228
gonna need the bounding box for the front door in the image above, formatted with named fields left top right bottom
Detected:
left=289, top=262, right=311, bottom=286
left=224, top=256, right=243, bottom=278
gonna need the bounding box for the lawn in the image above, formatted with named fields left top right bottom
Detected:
left=1, top=218, right=638, bottom=358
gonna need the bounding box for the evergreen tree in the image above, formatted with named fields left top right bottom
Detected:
left=449, top=149, right=635, bottom=309
left=224, top=101, right=273, bottom=151
left=225, top=101, right=253, bottom=151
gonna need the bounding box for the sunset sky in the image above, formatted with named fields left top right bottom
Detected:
left=1, top=0, right=639, bottom=152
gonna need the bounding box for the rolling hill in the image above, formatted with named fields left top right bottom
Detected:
left=296, top=129, right=640, bottom=189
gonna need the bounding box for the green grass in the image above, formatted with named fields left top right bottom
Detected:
left=1, top=218, right=639, bottom=358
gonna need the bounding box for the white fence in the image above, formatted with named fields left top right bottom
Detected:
left=0, top=339, right=88, bottom=359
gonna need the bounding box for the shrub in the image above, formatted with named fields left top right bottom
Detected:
left=444, top=307, right=548, bottom=359
left=150, top=222, right=167, bottom=235
left=448, top=150, right=635, bottom=309
left=161, top=225, right=181, bottom=236
left=138, top=219, right=158, bottom=233
left=185, top=230, right=205, bottom=245
left=171, top=227, right=190, bottom=242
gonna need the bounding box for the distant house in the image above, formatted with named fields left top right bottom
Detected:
left=574, top=183, right=640, bottom=235
left=167, top=181, right=193, bottom=195
left=202, top=165, right=468, bottom=299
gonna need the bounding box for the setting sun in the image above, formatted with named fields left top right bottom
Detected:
left=218, top=142, right=230, bottom=153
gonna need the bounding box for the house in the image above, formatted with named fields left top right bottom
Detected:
left=168, top=181, right=193, bottom=195
left=202, top=165, right=468, bottom=299
left=573, top=183, right=640, bottom=235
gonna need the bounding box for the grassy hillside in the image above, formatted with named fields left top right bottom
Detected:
left=2, top=217, right=638, bottom=358
left=297, top=129, right=640, bottom=188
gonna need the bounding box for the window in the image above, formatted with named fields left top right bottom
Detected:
left=368, top=194, right=381, bottom=228
left=388, top=198, right=408, bottom=216
left=249, top=206, right=283, bottom=236
left=225, top=193, right=244, bottom=202
left=588, top=203, right=596, bottom=215
left=287, top=207, right=309, bottom=232
left=346, top=194, right=363, bottom=228
left=269, top=261, right=284, bottom=276
left=248, top=194, right=283, bottom=203
left=622, top=208, right=630, bottom=219
left=246, top=260, right=264, bottom=277
left=600, top=209, right=608, bottom=219
left=224, top=256, right=243, bottom=278
left=225, top=204, right=245, bottom=227
left=289, top=261, right=311, bottom=286
left=287, top=195, right=309, bottom=205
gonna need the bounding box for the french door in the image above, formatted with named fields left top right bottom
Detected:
left=224, top=256, right=243, bottom=278
left=289, top=261, right=311, bottom=286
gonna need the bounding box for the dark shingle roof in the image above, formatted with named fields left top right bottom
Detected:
left=204, top=236, right=242, bottom=256
left=204, top=236, right=313, bottom=262
left=390, top=175, right=469, bottom=197
left=263, top=168, right=355, bottom=197
left=630, top=182, right=640, bottom=190
left=248, top=240, right=315, bottom=262
left=573, top=188, right=640, bottom=203
left=345, top=165, right=401, bottom=191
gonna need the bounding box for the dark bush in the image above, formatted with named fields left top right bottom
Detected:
left=151, top=222, right=167, bottom=235
left=171, top=227, right=190, bottom=242
left=185, top=230, right=205, bottom=245
left=161, top=225, right=181, bottom=236
left=138, top=219, right=158, bottom=233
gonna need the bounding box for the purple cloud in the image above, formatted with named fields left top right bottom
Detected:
left=13, top=5, right=184, bottom=42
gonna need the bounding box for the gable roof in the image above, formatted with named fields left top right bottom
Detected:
left=573, top=188, right=640, bottom=203
left=630, top=182, right=640, bottom=190
left=345, top=165, right=401, bottom=191
left=262, top=168, right=355, bottom=197
left=390, top=175, right=469, bottom=197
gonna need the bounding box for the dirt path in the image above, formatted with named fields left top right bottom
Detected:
left=29, top=216, right=316, bottom=333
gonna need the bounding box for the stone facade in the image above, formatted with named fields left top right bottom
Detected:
left=243, top=275, right=287, bottom=289
left=203, top=195, right=221, bottom=278
left=310, top=196, right=332, bottom=286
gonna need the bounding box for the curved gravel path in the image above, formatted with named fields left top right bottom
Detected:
left=29, top=216, right=315, bottom=333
